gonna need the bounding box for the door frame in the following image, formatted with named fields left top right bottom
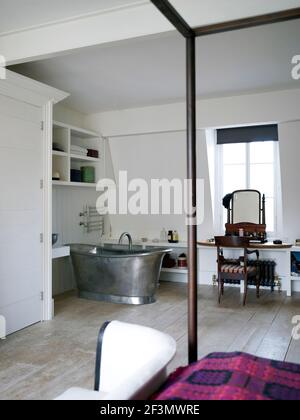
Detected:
left=0, top=70, right=69, bottom=322
left=42, top=101, right=54, bottom=321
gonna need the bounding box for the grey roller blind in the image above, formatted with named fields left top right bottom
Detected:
left=217, top=124, right=278, bottom=145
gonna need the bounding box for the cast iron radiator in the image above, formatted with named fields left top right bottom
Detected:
left=223, top=260, right=277, bottom=291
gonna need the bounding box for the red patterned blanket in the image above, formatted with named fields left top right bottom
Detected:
left=154, top=352, right=300, bottom=401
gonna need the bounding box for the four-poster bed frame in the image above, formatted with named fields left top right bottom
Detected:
left=150, top=0, right=300, bottom=364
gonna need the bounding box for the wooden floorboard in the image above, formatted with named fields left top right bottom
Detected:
left=0, top=282, right=299, bottom=400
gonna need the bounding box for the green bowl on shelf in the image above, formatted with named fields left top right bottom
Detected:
left=81, top=166, right=95, bottom=183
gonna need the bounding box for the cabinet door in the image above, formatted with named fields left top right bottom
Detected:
left=0, top=95, right=43, bottom=335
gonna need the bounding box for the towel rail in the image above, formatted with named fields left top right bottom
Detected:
left=79, top=205, right=104, bottom=234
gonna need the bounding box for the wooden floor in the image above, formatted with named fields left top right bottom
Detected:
left=0, top=282, right=300, bottom=400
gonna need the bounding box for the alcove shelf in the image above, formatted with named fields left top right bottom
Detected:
left=52, top=121, right=101, bottom=188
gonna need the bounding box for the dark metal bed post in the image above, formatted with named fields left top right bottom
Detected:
left=150, top=0, right=198, bottom=363
left=186, top=35, right=198, bottom=364
left=150, top=0, right=300, bottom=367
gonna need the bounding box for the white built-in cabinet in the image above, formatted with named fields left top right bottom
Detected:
left=0, top=70, right=68, bottom=334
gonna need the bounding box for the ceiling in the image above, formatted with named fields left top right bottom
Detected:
left=0, top=0, right=145, bottom=34
left=11, top=19, right=300, bottom=114
left=169, top=0, right=300, bottom=28
left=1, top=0, right=300, bottom=35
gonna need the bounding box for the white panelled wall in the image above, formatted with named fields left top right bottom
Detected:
left=52, top=186, right=103, bottom=295
left=52, top=187, right=102, bottom=247
left=0, top=95, right=44, bottom=334
left=0, top=70, right=68, bottom=329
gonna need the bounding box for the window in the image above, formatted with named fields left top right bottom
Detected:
left=216, top=141, right=279, bottom=233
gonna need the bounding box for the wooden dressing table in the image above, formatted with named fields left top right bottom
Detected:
left=160, top=188, right=299, bottom=296
left=198, top=240, right=293, bottom=250
left=198, top=240, right=294, bottom=296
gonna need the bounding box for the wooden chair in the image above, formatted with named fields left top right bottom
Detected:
left=215, top=236, right=260, bottom=306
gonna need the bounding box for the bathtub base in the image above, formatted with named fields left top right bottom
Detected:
left=79, top=291, right=156, bottom=305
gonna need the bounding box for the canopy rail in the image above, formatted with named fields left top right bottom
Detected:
left=150, top=0, right=194, bottom=38
left=194, top=7, right=300, bottom=37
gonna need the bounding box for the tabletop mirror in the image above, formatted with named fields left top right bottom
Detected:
left=224, top=189, right=267, bottom=243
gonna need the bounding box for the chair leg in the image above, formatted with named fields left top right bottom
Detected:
left=218, top=277, right=222, bottom=304
left=256, top=271, right=261, bottom=299
left=243, top=277, right=248, bottom=306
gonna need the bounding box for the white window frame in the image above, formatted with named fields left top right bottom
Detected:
left=214, top=140, right=280, bottom=236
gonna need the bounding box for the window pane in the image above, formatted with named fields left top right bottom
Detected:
left=265, top=197, right=275, bottom=232
left=222, top=208, right=228, bottom=229
left=223, top=164, right=246, bottom=194
left=223, top=143, right=246, bottom=164
left=250, top=142, right=274, bottom=164
left=218, top=140, right=277, bottom=233
left=250, top=163, right=274, bottom=197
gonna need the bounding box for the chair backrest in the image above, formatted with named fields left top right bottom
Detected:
left=215, top=236, right=250, bottom=249
left=97, top=321, right=176, bottom=396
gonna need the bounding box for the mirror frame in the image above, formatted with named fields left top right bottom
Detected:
left=227, top=189, right=266, bottom=225
left=231, top=189, right=261, bottom=224
left=225, top=189, right=267, bottom=243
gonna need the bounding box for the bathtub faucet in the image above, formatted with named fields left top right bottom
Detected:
left=118, top=232, right=133, bottom=251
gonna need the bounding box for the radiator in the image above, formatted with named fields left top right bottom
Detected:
left=223, top=260, right=276, bottom=291
left=254, top=260, right=276, bottom=290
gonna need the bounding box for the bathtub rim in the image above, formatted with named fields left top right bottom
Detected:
left=67, top=243, right=173, bottom=259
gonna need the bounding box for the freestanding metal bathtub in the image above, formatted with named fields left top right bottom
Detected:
left=69, top=244, right=172, bottom=305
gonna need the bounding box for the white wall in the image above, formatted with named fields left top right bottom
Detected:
left=89, top=88, right=300, bottom=137
left=279, top=121, right=300, bottom=242
left=107, top=130, right=213, bottom=241
left=86, top=87, right=300, bottom=243
left=53, top=103, right=87, bottom=128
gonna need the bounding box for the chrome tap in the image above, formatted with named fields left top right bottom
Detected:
left=118, top=232, right=133, bottom=251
